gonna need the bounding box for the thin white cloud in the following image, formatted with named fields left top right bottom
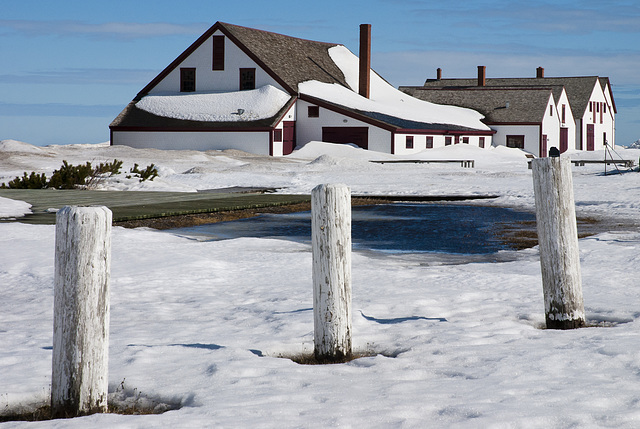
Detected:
left=404, top=2, right=640, bottom=35
left=374, top=49, right=640, bottom=87
left=0, top=68, right=159, bottom=85
left=0, top=19, right=206, bottom=39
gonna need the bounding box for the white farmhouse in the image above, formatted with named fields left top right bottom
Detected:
left=110, top=22, right=493, bottom=156
left=400, top=67, right=616, bottom=157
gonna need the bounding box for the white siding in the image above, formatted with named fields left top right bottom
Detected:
left=148, top=29, right=286, bottom=94
left=556, top=90, right=576, bottom=151
left=541, top=94, right=560, bottom=157
left=492, top=125, right=540, bottom=155
left=392, top=134, right=491, bottom=155
left=112, top=131, right=271, bottom=155
left=271, top=102, right=297, bottom=157
left=577, top=82, right=614, bottom=151
left=601, top=81, right=616, bottom=147
left=296, top=100, right=392, bottom=153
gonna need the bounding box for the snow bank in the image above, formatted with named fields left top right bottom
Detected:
left=2, top=141, right=640, bottom=426
left=298, top=46, right=490, bottom=131
left=0, top=139, right=48, bottom=154
left=136, top=85, right=291, bottom=122
left=287, top=141, right=394, bottom=161
left=0, top=197, right=31, bottom=218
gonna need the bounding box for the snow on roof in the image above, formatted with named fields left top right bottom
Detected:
left=299, top=46, right=490, bottom=131
left=136, top=85, right=291, bottom=122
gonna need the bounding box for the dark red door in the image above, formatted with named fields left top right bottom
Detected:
left=541, top=134, right=548, bottom=157
left=586, top=124, right=595, bottom=151
left=282, top=121, right=296, bottom=155
left=322, top=127, right=368, bottom=149
left=560, top=128, right=569, bottom=153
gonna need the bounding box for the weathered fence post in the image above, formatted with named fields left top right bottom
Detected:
left=311, top=184, right=353, bottom=362
left=532, top=157, right=585, bottom=329
left=52, top=206, right=112, bottom=417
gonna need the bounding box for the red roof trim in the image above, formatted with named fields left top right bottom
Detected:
left=135, top=21, right=298, bottom=99
left=299, top=93, right=397, bottom=131
left=110, top=126, right=274, bottom=133
left=395, top=128, right=495, bottom=135
left=483, top=121, right=540, bottom=126
left=301, top=94, right=493, bottom=135
left=219, top=24, right=296, bottom=94
left=136, top=22, right=221, bottom=99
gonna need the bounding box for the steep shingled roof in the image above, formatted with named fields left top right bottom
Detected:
left=136, top=21, right=349, bottom=98
left=400, top=87, right=554, bottom=124
left=416, top=76, right=609, bottom=119
left=112, top=22, right=490, bottom=135
left=220, top=22, right=349, bottom=93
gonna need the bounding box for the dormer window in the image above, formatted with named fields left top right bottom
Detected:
left=180, top=68, right=196, bottom=92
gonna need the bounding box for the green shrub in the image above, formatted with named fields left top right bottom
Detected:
left=1, top=171, right=48, bottom=189
left=0, top=159, right=129, bottom=189
left=128, top=163, right=158, bottom=182
left=48, top=160, right=94, bottom=189
left=95, top=159, right=123, bottom=176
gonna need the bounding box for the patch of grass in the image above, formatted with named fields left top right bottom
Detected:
left=0, top=380, right=180, bottom=423
left=272, top=347, right=402, bottom=365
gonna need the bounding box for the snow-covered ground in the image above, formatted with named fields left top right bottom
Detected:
left=2, top=139, right=640, bottom=428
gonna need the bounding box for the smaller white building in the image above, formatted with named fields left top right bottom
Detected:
left=400, top=66, right=616, bottom=157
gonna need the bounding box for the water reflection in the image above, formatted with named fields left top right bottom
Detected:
left=168, top=203, right=536, bottom=255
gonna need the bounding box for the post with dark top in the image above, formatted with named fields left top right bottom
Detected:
left=531, top=156, right=585, bottom=329
left=311, top=184, right=353, bottom=362
left=52, top=206, right=112, bottom=417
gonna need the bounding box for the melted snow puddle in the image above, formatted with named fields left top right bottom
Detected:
left=167, top=203, right=536, bottom=258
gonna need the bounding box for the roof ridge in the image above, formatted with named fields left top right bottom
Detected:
left=218, top=21, right=341, bottom=47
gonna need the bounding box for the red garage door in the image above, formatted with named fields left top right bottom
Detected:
left=322, top=127, right=368, bottom=150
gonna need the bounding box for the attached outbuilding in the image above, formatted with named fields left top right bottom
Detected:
left=401, top=66, right=616, bottom=156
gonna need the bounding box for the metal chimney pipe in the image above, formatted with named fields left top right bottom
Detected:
left=437, top=68, right=442, bottom=80
left=359, top=24, right=371, bottom=98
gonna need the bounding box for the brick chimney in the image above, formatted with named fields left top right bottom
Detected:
left=536, top=67, right=545, bottom=78
left=437, top=68, right=442, bottom=80
left=359, top=24, right=371, bottom=98
left=478, top=65, right=486, bottom=87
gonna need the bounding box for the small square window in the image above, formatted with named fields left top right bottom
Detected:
left=180, top=68, right=196, bottom=92
left=240, top=68, right=255, bottom=91
left=426, top=136, right=433, bottom=149
left=405, top=136, right=414, bottom=149
left=308, top=106, right=319, bottom=118
left=273, top=129, right=283, bottom=142
left=506, top=135, right=525, bottom=149
left=445, top=136, right=452, bottom=146
left=462, top=137, right=469, bottom=144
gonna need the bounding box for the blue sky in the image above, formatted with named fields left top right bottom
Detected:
left=1, top=0, right=639, bottom=146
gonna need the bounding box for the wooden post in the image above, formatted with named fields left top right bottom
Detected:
left=532, top=158, right=585, bottom=329
left=52, top=206, right=111, bottom=417
left=311, top=184, right=352, bottom=362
